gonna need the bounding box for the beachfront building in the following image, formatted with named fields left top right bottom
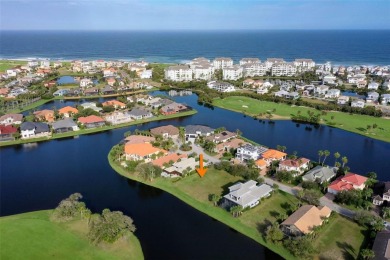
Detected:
left=265, top=58, right=285, bottom=70
left=207, top=81, right=236, bottom=92
left=223, top=180, right=273, bottom=208
left=239, top=58, right=261, bottom=66
left=223, top=65, right=243, bottom=80
left=293, top=59, right=316, bottom=73
left=271, top=62, right=297, bottom=77
left=164, top=65, right=193, bottom=82
left=213, top=57, right=233, bottom=69
left=242, top=63, right=268, bottom=77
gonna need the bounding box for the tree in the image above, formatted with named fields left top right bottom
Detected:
left=322, top=150, right=330, bottom=165
left=318, top=150, right=324, bottom=164
left=366, top=172, right=378, bottom=188
left=235, top=129, right=242, bottom=137
left=360, top=249, right=375, bottom=260
left=230, top=205, right=243, bottom=218
left=342, top=156, right=348, bottom=168
left=203, top=140, right=216, bottom=153
left=284, top=236, right=316, bottom=259
left=334, top=152, right=340, bottom=166
left=135, top=163, right=162, bottom=181
left=209, top=194, right=221, bottom=206
left=265, top=222, right=284, bottom=243
left=382, top=207, right=390, bottom=219
left=51, top=193, right=91, bottom=222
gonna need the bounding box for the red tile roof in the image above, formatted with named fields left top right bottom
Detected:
left=328, top=173, right=368, bottom=192
left=279, top=158, right=310, bottom=167
left=0, top=125, right=18, bottom=134
left=78, top=115, right=105, bottom=124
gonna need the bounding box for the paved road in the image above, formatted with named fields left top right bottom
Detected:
left=172, top=138, right=220, bottom=164
left=264, top=177, right=356, bottom=219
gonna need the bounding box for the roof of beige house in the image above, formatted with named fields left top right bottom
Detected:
left=125, top=135, right=155, bottom=144
left=150, top=125, right=179, bottom=136
left=281, top=205, right=332, bottom=234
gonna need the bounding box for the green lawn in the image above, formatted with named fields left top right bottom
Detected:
left=213, top=96, right=390, bottom=143
left=109, top=153, right=367, bottom=260
left=0, top=210, right=144, bottom=260
left=0, top=60, right=27, bottom=72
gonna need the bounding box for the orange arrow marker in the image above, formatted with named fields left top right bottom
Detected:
left=196, top=154, right=208, bottom=177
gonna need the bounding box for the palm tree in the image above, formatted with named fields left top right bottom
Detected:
left=360, top=249, right=375, bottom=260
left=341, top=156, right=348, bottom=168
left=382, top=207, right=390, bottom=219
left=318, top=150, right=324, bottom=164
left=334, top=152, right=340, bottom=166
left=236, top=129, right=242, bottom=137
left=210, top=194, right=221, bottom=206
left=322, top=150, right=330, bottom=165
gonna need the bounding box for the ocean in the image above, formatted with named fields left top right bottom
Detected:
left=1, top=30, right=390, bottom=65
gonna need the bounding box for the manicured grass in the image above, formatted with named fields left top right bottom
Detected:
left=0, top=110, right=197, bottom=147
left=0, top=210, right=144, bottom=260
left=213, top=96, right=390, bottom=143
left=0, top=60, right=27, bottom=72
left=109, top=149, right=367, bottom=260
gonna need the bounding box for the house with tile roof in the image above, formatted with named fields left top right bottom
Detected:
left=77, top=115, right=105, bottom=128
left=160, top=102, right=188, bottom=115
left=33, top=109, right=55, bottom=122
left=58, top=106, right=79, bottom=118
left=278, top=158, right=310, bottom=176
left=102, top=100, right=126, bottom=109
left=281, top=205, right=332, bottom=237
left=150, top=125, right=179, bottom=139
left=372, top=231, right=390, bottom=260
left=124, top=135, right=155, bottom=144
left=261, top=149, right=287, bottom=166
left=328, top=173, right=368, bottom=195
left=104, top=111, right=132, bottom=125
left=223, top=180, right=273, bottom=208
left=0, top=114, right=23, bottom=126
left=0, top=125, right=18, bottom=141
left=124, top=142, right=167, bottom=162
left=152, top=153, right=187, bottom=168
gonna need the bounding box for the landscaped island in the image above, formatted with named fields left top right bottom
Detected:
left=108, top=124, right=385, bottom=259
left=0, top=194, right=144, bottom=260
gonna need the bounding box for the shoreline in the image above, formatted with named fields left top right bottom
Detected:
left=0, top=110, right=197, bottom=147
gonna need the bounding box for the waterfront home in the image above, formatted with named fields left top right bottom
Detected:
left=327, top=173, right=368, bottom=195
left=368, top=82, right=380, bottom=90
left=52, top=119, right=79, bottom=133
left=373, top=182, right=390, bottom=206
left=20, top=122, right=50, bottom=139
left=40, top=60, right=50, bottom=68
left=163, top=157, right=198, bottom=177
left=213, top=57, right=233, bottom=69
left=124, top=135, right=155, bottom=144
left=381, top=94, right=390, bottom=105
left=78, top=115, right=105, bottom=128
left=243, top=79, right=255, bottom=87
left=150, top=125, right=179, bottom=139
left=239, top=58, right=260, bottom=66
left=33, top=109, right=55, bottom=122
left=207, top=81, right=236, bottom=92
left=53, top=89, right=69, bottom=97
left=271, top=62, right=297, bottom=77
left=223, top=65, right=243, bottom=81
left=261, top=149, right=287, bottom=166
left=43, top=80, right=57, bottom=88
left=80, top=78, right=93, bottom=88
left=160, top=102, right=188, bottom=115
left=302, top=166, right=337, bottom=184
left=367, top=91, right=380, bottom=103
left=0, top=125, right=17, bottom=141
left=206, top=130, right=237, bottom=143
left=124, top=142, right=167, bottom=162
left=106, top=77, right=116, bottom=86
left=152, top=153, right=187, bottom=168
left=236, top=143, right=268, bottom=161
left=314, top=85, right=329, bottom=96
left=58, top=106, right=79, bottom=118
left=223, top=180, right=273, bottom=208
left=325, top=89, right=341, bottom=99
left=184, top=125, right=214, bottom=142
left=101, top=85, right=116, bottom=95
left=104, top=111, right=133, bottom=125
left=351, top=99, right=365, bottom=108
left=0, top=114, right=23, bottom=126
left=128, top=108, right=153, bottom=120
left=337, top=96, right=350, bottom=105
left=323, top=75, right=337, bottom=85
left=215, top=138, right=248, bottom=154
left=293, top=59, right=315, bottom=72
left=372, top=231, right=390, bottom=260
left=80, top=102, right=103, bottom=112
left=84, top=87, right=99, bottom=96
left=150, top=98, right=174, bottom=109
left=164, top=65, right=193, bottom=82
left=281, top=205, right=332, bottom=237
left=102, top=100, right=126, bottom=109
left=278, top=158, right=310, bottom=176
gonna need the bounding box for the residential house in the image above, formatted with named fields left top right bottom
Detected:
left=128, top=108, right=153, bottom=120
left=261, top=149, right=287, bottom=166
left=206, top=130, right=237, bottom=143
left=223, top=65, right=243, bottom=81
left=328, top=173, right=368, bottom=195
left=0, top=88, right=9, bottom=97
left=274, top=90, right=289, bottom=98
left=103, top=68, right=116, bottom=77
left=357, top=80, right=367, bottom=89
left=52, top=119, right=79, bottom=133
left=100, top=85, right=116, bottom=95
left=0, top=125, right=18, bottom=141
left=43, top=80, right=57, bottom=88
left=140, top=70, right=153, bottom=79
left=124, top=142, right=167, bottom=162
left=315, top=85, right=329, bottom=96
left=286, top=92, right=300, bottom=100
left=302, top=166, right=337, bottom=184
left=351, top=99, right=365, bottom=108
left=124, top=135, right=155, bottom=144
left=102, top=100, right=126, bottom=109
left=323, top=75, right=337, bottom=85
left=337, top=96, right=350, bottom=105
left=80, top=102, right=103, bottom=112
left=372, top=181, right=390, bottom=205
left=325, top=89, right=341, bottom=99
left=160, top=102, right=188, bottom=115
left=382, top=94, right=390, bottom=105
left=184, top=125, right=214, bottom=142
left=281, top=205, right=332, bottom=237
left=152, top=153, right=187, bottom=168
left=150, top=125, right=179, bottom=139
left=78, top=115, right=106, bottom=128
left=0, top=114, right=23, bottom=125
left=368, top=82, right=380, bottom=90
left=372, top=231, right=390, bottom=260
left=223, top=180, right=273, bottom=208
left=236, top=144, right=268, bottom=161
left=278, top=158, right=310, bottom=176
left=104, top=111, right=133, bottom=125
left=20, top=122, right=50, bottom=139
left=164, top=65, right=193, bottom=82
left=163, top=157, right=199, bottom=177
left=33, top=110, right=55, bottom=122
left=215, top=138, right=248, bottom=154
left=80, top=78, right=93, bottom=88
left=367, top=91, right=380, bottom=103
left=53, top=89, right=69, bottom=97
left=207, top=81, right=236, bottom=92
left=58, top=106, right=79, bottom=118
left=106, top=77, right=116, bottom=86
left=84, top=87, right=99, bottom=96
left=213, top=57, right=233, bottom=69
left=40, top=60, right=50, bottom=68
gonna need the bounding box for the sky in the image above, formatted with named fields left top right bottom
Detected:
left=1, top=0, right=389, bottom=30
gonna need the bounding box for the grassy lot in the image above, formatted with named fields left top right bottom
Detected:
left=0, top=60, right=27, bottom=72
left=0, top=210, right=144, bottom=260
left=109, top=154, right=366, bottom=260
left=213, top=96, right=390, bottom=143
left=0, top=110, right=197, bottom=147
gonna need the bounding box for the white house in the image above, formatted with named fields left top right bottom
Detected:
left=140, top=70, right=153, bottom=79
left=315, top=85, right=329, bottom=96
left=213, top=57, right=233, bottom=69
left=337, top=96, right=350, bottom=105
left=325, top=89, right=341, bottom=98
left=6, top=69, right=17, bottom=77
left=28, top=60, right=39, bottom=67
left=164, top=65, right=193, bottom=82
left=207, top=81, right=235, bottom=92
left=0, top=114, right=23, bottom=125
left=20, top=122, right=50, bottom=139
left=323, top=75, right=337, bottom=85
left=223, top=180, right=273, bottom=208
left=278, top=158, right=310, bottom=176
left=293, top=59, right=315, bottom=72
left=223, top=65, right=243, bottom=80
left=351, top=99, right=365, bottom=108
left=242, top=63, right=267, bottom=77
left=368, top=82, right=379, bottom=90
left=40, top=60, right=50, bottom=68
left=80, top=78, right=93, bottom=88
left=271, top=62, right=297, bottom=77
left=239, top=58, right=260, bottom=66
left=236, top=144, right=268, bottom=161
left=274, top=90, right=289, bottom=98
left=366, top=91, right=379, bottom=103
left=193, top=64, right=215, bottom=80
left=381, top=94, right=390, bottom=105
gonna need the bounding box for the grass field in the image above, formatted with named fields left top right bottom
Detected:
left=0, top=60, right=27, bottom=72
left=109, top=153, right=367, bottom=260
left=213, top=96, right=390, bottom=143
left=0, top=210, right=144, bottom=260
